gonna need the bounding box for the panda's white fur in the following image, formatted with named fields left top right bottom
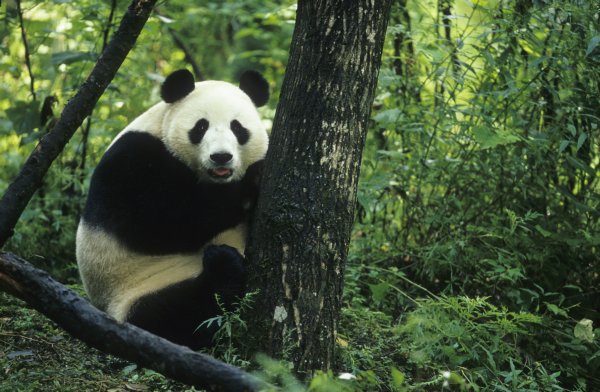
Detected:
left=76, top=70, right=268, bottom=347
left=108, top=80, right=268, bottom=182
left=163, top=81, right=267, bottom=181
left=77, top=222, right=246, bottom=322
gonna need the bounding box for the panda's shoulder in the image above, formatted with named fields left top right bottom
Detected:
left=91, top=130, right=194, bottom=189
left=99, top=131, right=182, bottom=170
left=103, top=131, right=165, bottom=160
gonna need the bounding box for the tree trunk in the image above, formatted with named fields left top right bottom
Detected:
left=246, top=0, right=392, bottom=376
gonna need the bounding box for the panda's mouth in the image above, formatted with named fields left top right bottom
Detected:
left=208, top=167, right=233, bottom=179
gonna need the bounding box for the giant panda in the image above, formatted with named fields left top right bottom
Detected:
left=76, top=69, right=269, bottom=349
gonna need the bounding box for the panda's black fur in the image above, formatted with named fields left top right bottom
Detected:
left=83, top=131, right=260, bottom=255
left=77, top=69, right=268, bottom=349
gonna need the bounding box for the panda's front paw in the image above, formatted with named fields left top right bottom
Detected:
left=203, top=245, right=247, bottom=305
left=243, top=160, right=264, bottom=187
left=241, top=160, right=263, bottom=210
left=203, top=244, right=244, bottom=276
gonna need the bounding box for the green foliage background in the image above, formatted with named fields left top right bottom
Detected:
left=0, top=0, right=599, bottom=391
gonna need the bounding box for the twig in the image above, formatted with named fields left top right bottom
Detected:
left=154, top=8, right=203, bottom=80
left=167, top=27, right=204, bottom=81
left=77, top=0, right=118, bottom=205
left=16, top=0, right=36, bottom=101
left=102, top=0, right=118, bottom=51
left=0, top=252, right=262, bottom=392
left=0, top=331, right=58, bottom=347
left=0, top=0, right=157, bottom=247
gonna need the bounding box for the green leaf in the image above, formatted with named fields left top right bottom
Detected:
left=574, top=319, right=595, bottom=343
left=448, top=372, right=466, bottom=385
left=563, top=284, right=582, bottom=292
left=545, top=303, right=568, bottom=317
left=5, top=100, right=40, bottom=135
left=51, top=51, right=96, bottom=65
left=373, top=108, right=402, bottom=125
left=122, top=364, right=137, bottom=375
left=472, top=126, right=520, bottom=149
left=369, top=282, right=390, bottom=303
left=558, top=140, right=570, bottom=153
left=565, top=156, right=596, bottom=177
left=377, top=150, right=405, bottom=159
left=585, top=36, right=600, bottom=57
left=576, top=133, right=587, bottom=151
left=535, top=225, right=552, bottom=238
left=391, top=367, right=405, bottom=389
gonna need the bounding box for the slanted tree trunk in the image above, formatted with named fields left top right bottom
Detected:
left=0, top=253, right=261, bottom=392
left=246, top=0, right=392, bottom=375
left=0, top=0, right=158, bottom=247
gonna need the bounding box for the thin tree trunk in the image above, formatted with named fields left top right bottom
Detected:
left=246, top=0, right=392, bottom=376
left=440, top=0, right=460, bottom=74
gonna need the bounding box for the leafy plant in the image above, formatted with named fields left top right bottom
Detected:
left=200, top=291, right=258, bottom=368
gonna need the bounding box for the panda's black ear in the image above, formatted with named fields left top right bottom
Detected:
left=239, top=71, right=269, bottom=107
left=161, top=69, right=195, bottom=103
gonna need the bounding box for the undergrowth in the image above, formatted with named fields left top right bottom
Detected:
left=0, top=292, right=198, bottom=392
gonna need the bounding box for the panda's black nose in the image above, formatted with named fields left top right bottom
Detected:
left=210, top=153, right=233, bottom=165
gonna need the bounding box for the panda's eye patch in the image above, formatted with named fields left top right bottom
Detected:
left=230, top=120, right=249, bottom=145
left=189, top=119, right=209, bottom=144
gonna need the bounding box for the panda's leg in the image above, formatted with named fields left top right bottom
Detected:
left=126, top=277, right=217, bottom=348
left=126, top=245, right=246, bottom=349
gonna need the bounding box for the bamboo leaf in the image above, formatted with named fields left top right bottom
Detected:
left=585, top=36, right=600, bottom=57
left=559, top=140, right=570, bottom=153
left=369, top=282, right=390, bottom=303
left=576, top=133, right=587, bottom=151
left=391, top=367, right=405, bottom=389
left=51, top=51, right=96, bottom=65
left=574, top=319, right=595, bottom=343
left=472, top=126, right=520, bottom=149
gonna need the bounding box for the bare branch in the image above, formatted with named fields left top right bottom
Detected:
left=168, top=27, right=205, bottom=81
left=0, top=0, right=157, bottom=247
left=154, top=8, right=204, bottom=80
left=102, top=0, right=118, bottom=51
left=0, top=252, right=262, bottom=392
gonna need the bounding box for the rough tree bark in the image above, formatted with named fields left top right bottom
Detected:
left=246, top=0, right=392, bottom=375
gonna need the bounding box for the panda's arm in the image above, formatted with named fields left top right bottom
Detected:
left=82, top=131, right=244, bottom=255
left=240, top=160, right=263, bottom=208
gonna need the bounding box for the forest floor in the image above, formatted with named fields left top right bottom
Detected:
left=0, top=292, right=197, bottom=392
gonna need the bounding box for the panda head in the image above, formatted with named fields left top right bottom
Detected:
left=160, top=69, right=269, bottom=183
